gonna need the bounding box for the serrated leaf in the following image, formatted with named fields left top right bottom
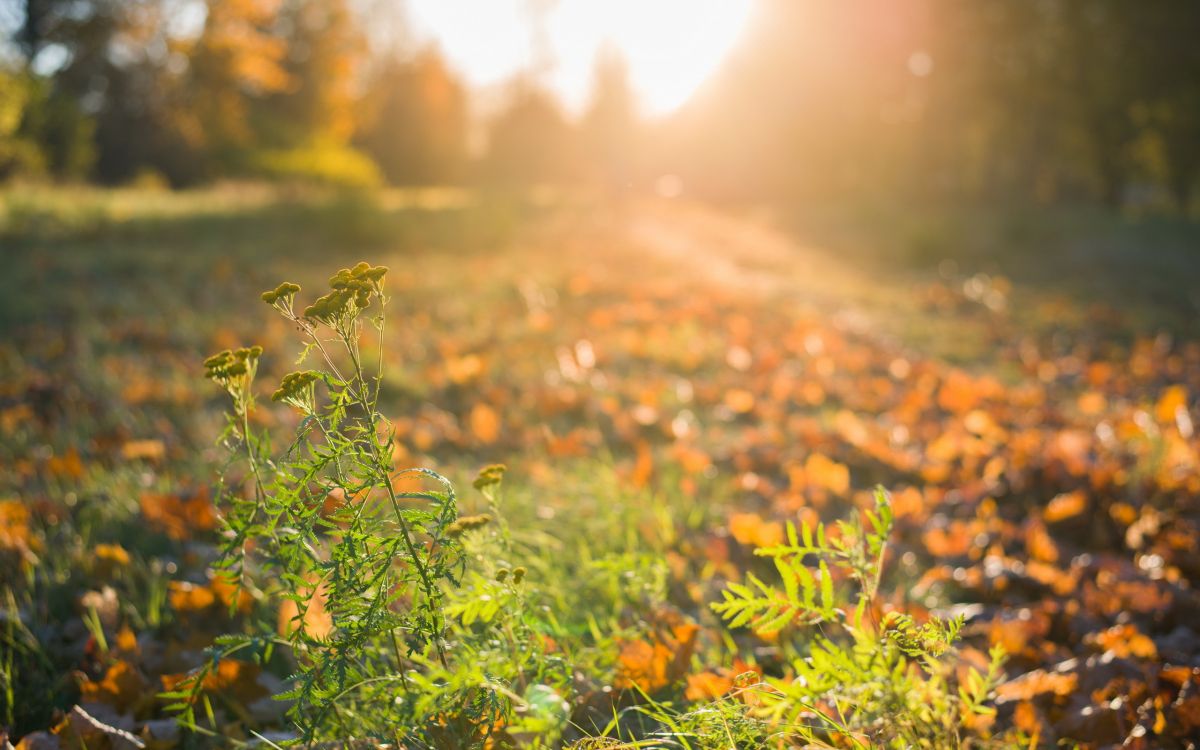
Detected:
left=754, top=604, right=796, bottom=634
left=728, top=604, right=758, bottom=629
left=796, top=563, right=816, bottom=608
left=777, top=557, right=799, bottom=602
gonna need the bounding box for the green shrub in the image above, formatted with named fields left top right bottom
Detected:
left=251, top=142, right=382, bottom=188
left=706, top=489, right=1007, bottom=749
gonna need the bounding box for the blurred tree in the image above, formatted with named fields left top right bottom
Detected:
left=88, top=0, right=196, bottom=183
left=662, top=0, right=1200, bottom=211
left=258, top=0, right=364, bottom=148
left=238, top=0, right=380, bottom=187
left=8, top=0, right=364, bottom=184
left=15, top=0, right=103, bottom=61
left=7, top=0, right=1199, bottom=205
left=168, top=0, right=291, bottom=173
left=1137, top=1, right=1200, bottom=212
left=0, top=68, right=44, bottom=179
left=1056, top=1, right=1140, bottom=206
left=580, top=46, right=638, bottom=195
left=483, top=79, right=577, bottom=186
left=357, top=47, right=468, bottom=185
left=1153, top=91, right=1200, bottom=213
left=13, top=73, right=95, bottom=179
left=10, top=0, right=204, bottom=183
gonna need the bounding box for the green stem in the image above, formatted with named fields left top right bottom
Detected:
left=333, top=312, right=450, bottom=668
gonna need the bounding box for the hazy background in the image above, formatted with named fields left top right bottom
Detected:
left=2, top=0, right=1198, bottom=214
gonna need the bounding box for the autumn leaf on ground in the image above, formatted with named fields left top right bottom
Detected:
left=277, top=576, right=333, bottom=640
left=615, top=622, right=699, bottom=692
left=80, top=659, right=150, bottom=714
left=140, top=489, right=216, bottom=540
left=728, top=512, right=784, bottom=548
left=469, top=402, right=501, bottom=444
left=995, top=669, right=1077, bottom=702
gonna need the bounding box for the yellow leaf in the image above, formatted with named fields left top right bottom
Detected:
left=728, top=512, right=784, bottom=548
left=94, top=543, right=131, bottom=566
left=685, top=670, right=734, bottom=700
left=995, top=670, right=1076, bottom=701
left=1044, top=490, right=1088, bottom=523
left=1156, top=384, right=1188, bottom=424
left=631, top=440, right=653, bottom=488
left=169, top=581, right=216, bottom=612
left=445, top=354, right=484, bottom=384
left=115, top=625, right=139, bottom=654
left=120, top=439, right=165, bottom=462
left=1077, top=390, right=1107, bottom=415
left=806, top=453, right=850, bottom=495
left=723, top=389, right=756, bottom=414
left=0, top=500, right=40, bottom=559
left=140, top=489, right=216, bottom=541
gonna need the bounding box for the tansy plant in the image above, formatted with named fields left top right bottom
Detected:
left=173, top=263, right=475, bottom=745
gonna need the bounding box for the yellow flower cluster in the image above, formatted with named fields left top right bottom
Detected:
left=472, top=463, right=507, bottom=491
left=203, top=346, right=262, bottom=385
left=446, top=513, right=492, bottom=537
left=494, top=565, right=527, bottom=584
left=261, top=281, right=301, bottom=305
left=272, top=370, right=320, bottom=404
left=303, top=262, right=388, bottom=322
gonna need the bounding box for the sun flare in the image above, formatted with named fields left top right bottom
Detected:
left=404, top=0, right=756, bottom=116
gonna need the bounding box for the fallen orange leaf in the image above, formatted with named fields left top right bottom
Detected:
left=469, top=402, right=501, bottom=444
left=728, top=512, right=784, bottom=548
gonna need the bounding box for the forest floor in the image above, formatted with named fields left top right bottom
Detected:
left=3, top=184, right=1200, bottom=747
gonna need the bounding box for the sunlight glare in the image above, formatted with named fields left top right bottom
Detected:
left=405, top=0, right=756, bottom=117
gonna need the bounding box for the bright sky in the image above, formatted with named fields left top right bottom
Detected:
left=404, top=0, right=757, bottom=118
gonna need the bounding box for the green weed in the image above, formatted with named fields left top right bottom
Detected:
left=708, top=489, right=1007, bottom=749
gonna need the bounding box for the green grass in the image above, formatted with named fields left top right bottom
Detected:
left=780, top=197, right=1200, bottom=357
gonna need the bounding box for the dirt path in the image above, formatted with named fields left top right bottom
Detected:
left=625, top=201, right=804, bottom=291
left=615, top=199, right=892, bottom=335
left=603, top=199, right=1007, bottom=365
